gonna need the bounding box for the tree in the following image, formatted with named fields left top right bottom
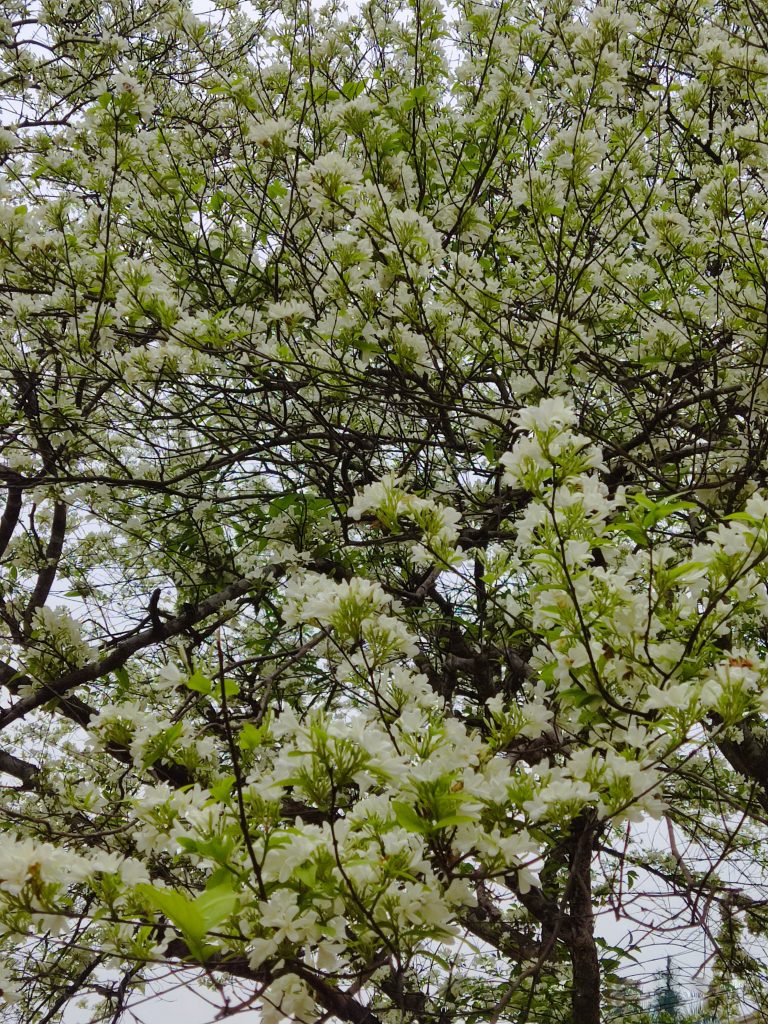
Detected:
left=652, top=959, right=686, bottom=1022
left=4, top=0, right=768, bottom=1020
left=649, top=959, right=716, bottom=1024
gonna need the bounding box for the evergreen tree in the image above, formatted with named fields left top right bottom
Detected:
left=653, top=959, right=686, bottom=1021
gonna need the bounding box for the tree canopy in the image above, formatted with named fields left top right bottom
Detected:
left=2, top=0, right=768, bottom=1020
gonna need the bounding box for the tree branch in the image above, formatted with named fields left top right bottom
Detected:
left=24, top=499, right=67, bottom=628
left=0, top=746, right=39, bottom=788
left=0, top=479, right=22, bottom=558
left=0, top=573, right=277, bottom=731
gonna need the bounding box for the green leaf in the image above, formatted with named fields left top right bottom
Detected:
left=663, top=560, right=706, bottom=582
left=194, top=882, right=238, bottom=932
left=210, top=775, right=235, bottom=802
left=137, top=881, right=237, bottom=961
left=392, top=801, right=429, bottom=834
left=267, top=180, right=287, bottom=200
left=176, top=837, right=200, bottom=854
left=143, top=721, right=184, bottom=766
left=220, top=677, right=239, bottom=699
left=632, top=493, right=656, bottom=511
left=341, top=80, right=365, bottom=100
left=186, top=671, right=213, bottom=696
left=294, top=863, right=317, bottom=887
left=560, top=687, right=602, bottom=708
left=206, top=866, right=234, bottom=889
left=208, top=190, right=227, bottom=214
left=402, top=85, right=430, bottom=111
left=239, top=721, right=268, bottom=751
left=138, top=885, right=202, bottom=940
left=433, top=813, right=475, bottom=829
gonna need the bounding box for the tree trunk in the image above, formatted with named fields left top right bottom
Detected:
left=567, top=812, right=601, bottom=1024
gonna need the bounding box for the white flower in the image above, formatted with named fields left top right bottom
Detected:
left=118, top=858, right=150, bottom=885
left=348, top=473, right=404, bottom=521
left=258, top=889, right=320, bottom=944
left=266, top=299, right=312, bottom=322
left=111, top=70, right=142, bottom=95
left=262, top=829, right=321, bottom=884
left=517, top=865, right=540, bottom=895
left=0, top=128, right=18, bottom=154
left=302, top=152, right=362, bottom=192
left=261, top=974, right=316, bottom=1024
left=644, top=681, right=694, bottom=711
left=389, top=208, right=443, bottom=257
left=0, top=838, right=111, bottom=893
left=248, top=936, right=279, bottom=969
left=513, top=397, right=576, bottom=432
left=745, top=493, right=768, bottom=520
left=0, top=964, right=20, bottom=1004
left=248, top=116, right=292, bottom=146
left=443, top=877, right=478, bottom=907
left=29, top=605, right=92, bottom=667
left=156, top=661, right=185, bottom=691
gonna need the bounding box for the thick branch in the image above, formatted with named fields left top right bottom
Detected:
left=0, top=573, right=276, bottom=730
left=462, top=888, right=540, bottom=960
left=0, top=480, right=22, bottom=558
left=712, top=717, right=768, bottom=814
left=0, top=746, right=39, bottom=787
left=24, top=499, right=67, bottom=627
left=566, top=811, right=600, bottom=1024
left=162, top=943, right=383, bottom=1024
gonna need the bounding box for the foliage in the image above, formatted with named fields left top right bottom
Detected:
left=2, top=0, right=768, bottom=1020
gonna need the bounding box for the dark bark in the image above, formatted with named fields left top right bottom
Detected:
left=0, top=745, right=39, bottom=787
left=0, top=573, right=272, bottom=729
left=566, top=811, right=600, bottom=1024
left=24, top=499, right=67, bottom=628
left=715, top=722, right=768, bottom=814
left=0, top=480, right=21, bottom=558
left=163, top=941, right=384, bottom=1024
